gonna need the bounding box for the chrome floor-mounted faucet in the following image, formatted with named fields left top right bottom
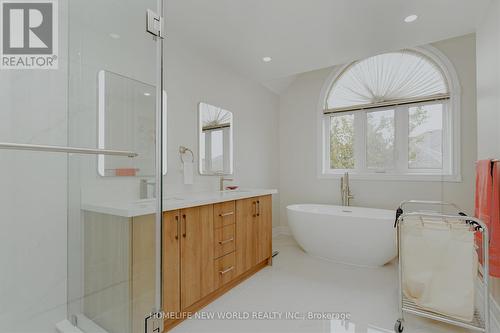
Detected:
left=340, top=172, right=354, bottom=206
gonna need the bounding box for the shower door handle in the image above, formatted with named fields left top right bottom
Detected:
left=0, top=142, right=138, bottom=157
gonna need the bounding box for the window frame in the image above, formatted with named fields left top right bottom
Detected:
left=317, top=45, right=461, bottom=182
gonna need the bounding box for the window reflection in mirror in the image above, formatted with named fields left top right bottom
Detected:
left=198, top=103, right=233, bottom=175
left=97, top=70, right=167, bottom=177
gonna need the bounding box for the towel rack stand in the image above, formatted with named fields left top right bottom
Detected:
left=394, top=200, right=490, bottom=333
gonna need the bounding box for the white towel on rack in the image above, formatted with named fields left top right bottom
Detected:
left=402, top=217, right=478, bottom=322
left=183, top=161, right=194, bottom=185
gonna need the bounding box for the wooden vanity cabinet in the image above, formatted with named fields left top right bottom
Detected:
left=88, top=195, right=272, bottom=333
left=235, top=195, right=272, bottom=276
left=162, top=205, right=215, bottom=314
left=162, top=211, right=181, bottom=326
left=162, top=195, right=272, bottom=331
left=256, top=195, right=272, bottom=264
left=179, top=205, right=215, bottom=309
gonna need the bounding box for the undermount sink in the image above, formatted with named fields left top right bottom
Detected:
left=134, top=198, right=155, bottom=204
left=166, top=197, right=185, bottom=201
left=219, top=189, right=249, bottom=195
left=134, top=197, right=185, bottom=205
left=134, top=191, right=250, bottom=206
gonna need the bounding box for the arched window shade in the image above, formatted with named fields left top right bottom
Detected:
left=325, top=50, right=449, bottom=113
left=200, top=103, right=232, bottom=131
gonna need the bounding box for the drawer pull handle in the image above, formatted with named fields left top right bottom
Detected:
left=219, top=212, right=234, bottom=217
left=219, top=237, right=234, bottom=245
left=175, top=215, right=179, bottom=240
left=219, top=266, right=235, bottom=275
left=182, top=214, right=187, bottom=238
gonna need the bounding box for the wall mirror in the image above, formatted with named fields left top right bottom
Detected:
left=97, top=70, right=167, bottom=177
left=199, top=102, right=233, bottom=175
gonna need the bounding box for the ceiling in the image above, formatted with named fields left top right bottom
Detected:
left=165, top=0, right=490, bottom=92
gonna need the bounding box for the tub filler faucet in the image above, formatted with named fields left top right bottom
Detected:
left=340, top=172, right=354, bottom=206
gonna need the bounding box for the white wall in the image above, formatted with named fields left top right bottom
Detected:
left=476, top=0, right=500, bottom=303
left=163, top=38, right=280, bottom=224
left=0, top=3, right=68, bottom=332
left=477, top=0, right=500, bottom=160
left=278, top=34, right=477, bottom=228
left=73, top=33, right=280, bottom=227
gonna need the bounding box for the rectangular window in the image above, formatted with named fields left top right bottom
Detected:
left=211, top=129, right=224, bottom=172
left=408, top=104, right=443, bottom=169
left=366, top=109, right=395, bottom=170
left=323, top=102, right=454, bottom=179
left=329, top=114, right=354, bottom=169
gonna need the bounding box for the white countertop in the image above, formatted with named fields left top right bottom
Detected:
left=82, top=188, right=278, bottom=218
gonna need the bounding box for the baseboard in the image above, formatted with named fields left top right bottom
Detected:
left=272, top=226, right=291, bottom=238
left=476, top=279, right=500, bottom=331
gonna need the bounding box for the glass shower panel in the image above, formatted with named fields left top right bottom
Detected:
left=67, top=1, right=163, bottom=333
left=0, top=1, right=69, bottom=332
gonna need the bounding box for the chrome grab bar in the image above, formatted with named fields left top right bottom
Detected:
left=0, top=142, right=138, bottom=157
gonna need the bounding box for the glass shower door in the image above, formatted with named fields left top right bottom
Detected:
left=67, top=1, right=164, bottom=333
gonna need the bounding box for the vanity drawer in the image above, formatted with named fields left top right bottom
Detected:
left=214, top=252, right=236, bottom=288
left=214, top=224, right=236, bottom=259
left=214, top=201, right=235, bottom=229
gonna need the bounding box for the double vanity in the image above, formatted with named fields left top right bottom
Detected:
left=82, top=189, right=276, bottom=333
left=85, top=95, right=273, bottom=332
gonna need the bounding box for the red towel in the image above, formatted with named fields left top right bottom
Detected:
left=475, top=160, right=492, bottom=229
left=475, top=159, right=500, bottom=277
left=115, top=168, right=137, bottom=176
left=490, top=163, right=500, bottom=276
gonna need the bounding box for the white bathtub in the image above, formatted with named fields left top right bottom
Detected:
left=287, top=204, right=397, bottom=267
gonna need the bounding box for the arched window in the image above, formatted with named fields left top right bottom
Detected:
left=321, top=48, right=460, bottom=180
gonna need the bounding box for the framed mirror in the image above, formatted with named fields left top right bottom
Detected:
left=198, top=102, right=233, bottom=175
left=97, top=70, right=167, bottom=177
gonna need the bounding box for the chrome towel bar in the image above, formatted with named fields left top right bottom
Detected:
left=0, top=142, right=138, bottom=157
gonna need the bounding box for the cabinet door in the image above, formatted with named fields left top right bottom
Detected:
left=256, top=195, right=272, bottom=264
left=235, top=197, right=258, bottom=276
left=180, top=205, right=215, bottom=309
left=162, top=211, right=180, bottom=326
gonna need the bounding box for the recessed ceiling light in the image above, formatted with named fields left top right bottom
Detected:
left=144, top=92, right=151, bottom=96
left=262, top=56, right=272, bottom=63
left=404, top=14, right=418, bottom=23
left=109, top=33, right=120, bottom=39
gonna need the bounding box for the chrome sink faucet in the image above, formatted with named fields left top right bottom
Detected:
left=219, top=175, right=233, bottom=191
left=140, top=179, right=156, bottom=199
left=340, top=172, right=354, bottom=206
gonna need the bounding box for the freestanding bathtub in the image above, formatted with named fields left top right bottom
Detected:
left=287, top=204, right=397, bottom=267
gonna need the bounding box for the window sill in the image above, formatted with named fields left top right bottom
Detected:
left=319, top=172, right=462, bottom=182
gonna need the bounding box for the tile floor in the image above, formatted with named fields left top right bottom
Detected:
left=171, top=236, right=475, bottom=333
